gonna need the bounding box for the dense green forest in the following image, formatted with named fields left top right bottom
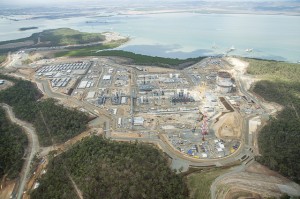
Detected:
left=31, top=136, right=188, bottom=199
left=245, top=59, right=300, bottom=182
left=0, top=107, right=27, bottom=179
left=0, top=75, right=89, bottom=146
left=34, top=99, right=89, bottom=146
left=246, top=59, right=299, bottom=82
left=0, top=28, right=105, bottom=53
left=56, top=49, right=205, bottom=69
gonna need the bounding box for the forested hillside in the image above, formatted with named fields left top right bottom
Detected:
left=246, top=59, right=300, bottom=182
left=36, top=28, right=105, bottom=46
left=0, top=108, right=27, bottom=179
left=31, top=136, right=188, bottom=199
left=55, top=50, right=205, bottom=69
left=0, top=75, right=89, bottom=146
left=0, top=28, right=106, bottom=54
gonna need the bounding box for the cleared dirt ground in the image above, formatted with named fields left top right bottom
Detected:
left=213, top=112, right=242, bottom=140
left=0, top=180, right=15, bottom=199
left=215, top=162, right=300, bottom=198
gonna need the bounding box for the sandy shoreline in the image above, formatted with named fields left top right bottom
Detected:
left=102, top=32, right=128, bottom=43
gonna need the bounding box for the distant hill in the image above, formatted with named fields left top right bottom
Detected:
left=0, top=28, right=105, bottom=53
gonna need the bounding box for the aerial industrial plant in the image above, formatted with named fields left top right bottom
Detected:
left=33, top=56, right=262, bottom=160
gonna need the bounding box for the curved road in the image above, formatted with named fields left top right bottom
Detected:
left=210, top=164, right=247, bottom=199
left=111, top=134, right=253, bottom=172
left=1, top=103, right=40, bottom=199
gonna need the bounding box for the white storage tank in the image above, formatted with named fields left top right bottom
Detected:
left=216, top=71, right=233, bottom=93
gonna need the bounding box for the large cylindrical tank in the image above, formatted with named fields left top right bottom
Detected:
left=216, top=71, right=233, bottom=93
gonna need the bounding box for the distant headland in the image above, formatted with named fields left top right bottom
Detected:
left=19, top=27, right=38, bottom=31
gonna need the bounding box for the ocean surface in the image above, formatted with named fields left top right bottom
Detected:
left=0, top=13, right=299, bottom=62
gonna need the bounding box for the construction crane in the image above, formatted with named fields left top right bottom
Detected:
left=201, top=113, right=208, bottom=141
left=192, top=110, right=202, bottom=133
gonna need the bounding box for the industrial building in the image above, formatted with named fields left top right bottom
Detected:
left=133, top=117, right=144, bottom=126
left=97, top=96, right=107, bottom=105
left=36, top=62, right=90, bottom=76
left=111, top=92, right=127, bottom=105
left=51, top=78, right=71, bottom=87
left=103, top=75, right=111, bottom=80
left=139, top=84, right=156, bottom=92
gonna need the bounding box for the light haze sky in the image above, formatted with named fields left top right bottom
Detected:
left=0, top=0, right=298, bottom=9
left=0, top=0, right=292, bottom=6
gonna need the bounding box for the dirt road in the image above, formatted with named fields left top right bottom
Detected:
left=1, top=103, right=40, bottom=199
left=211, top=162, right=300, bottom=198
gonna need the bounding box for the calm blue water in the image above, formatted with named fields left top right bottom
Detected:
left=0, top=13, right=299, bottom=62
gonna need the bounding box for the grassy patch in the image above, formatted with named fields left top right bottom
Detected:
left=186, top=168, right=230, bottom=199
left=22, top=59, right=33, bottom=65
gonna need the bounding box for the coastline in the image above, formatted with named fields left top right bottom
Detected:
left=0, top=12, right=300, bottom=63
left=102, top=32, right=128, bottom=43
left=0, top=29, right=130, bottom=55
left=119, top=9, right=300, bottom=17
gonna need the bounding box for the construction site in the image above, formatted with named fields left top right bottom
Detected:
left=4, top=50, right=299, bottom=199
left=32, top=56, right=264, bottom=160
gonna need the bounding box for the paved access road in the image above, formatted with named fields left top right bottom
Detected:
left=1, top=103, right=40, bottom=199
left=111, top=135, right=253, bottom=172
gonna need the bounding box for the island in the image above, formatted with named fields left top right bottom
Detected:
left=0, top=28, right=128, bottom=54
left=19, top=27, right=38, bottom=31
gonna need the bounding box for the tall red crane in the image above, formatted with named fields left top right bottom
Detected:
left=201, top=113, right=208, bottom=141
